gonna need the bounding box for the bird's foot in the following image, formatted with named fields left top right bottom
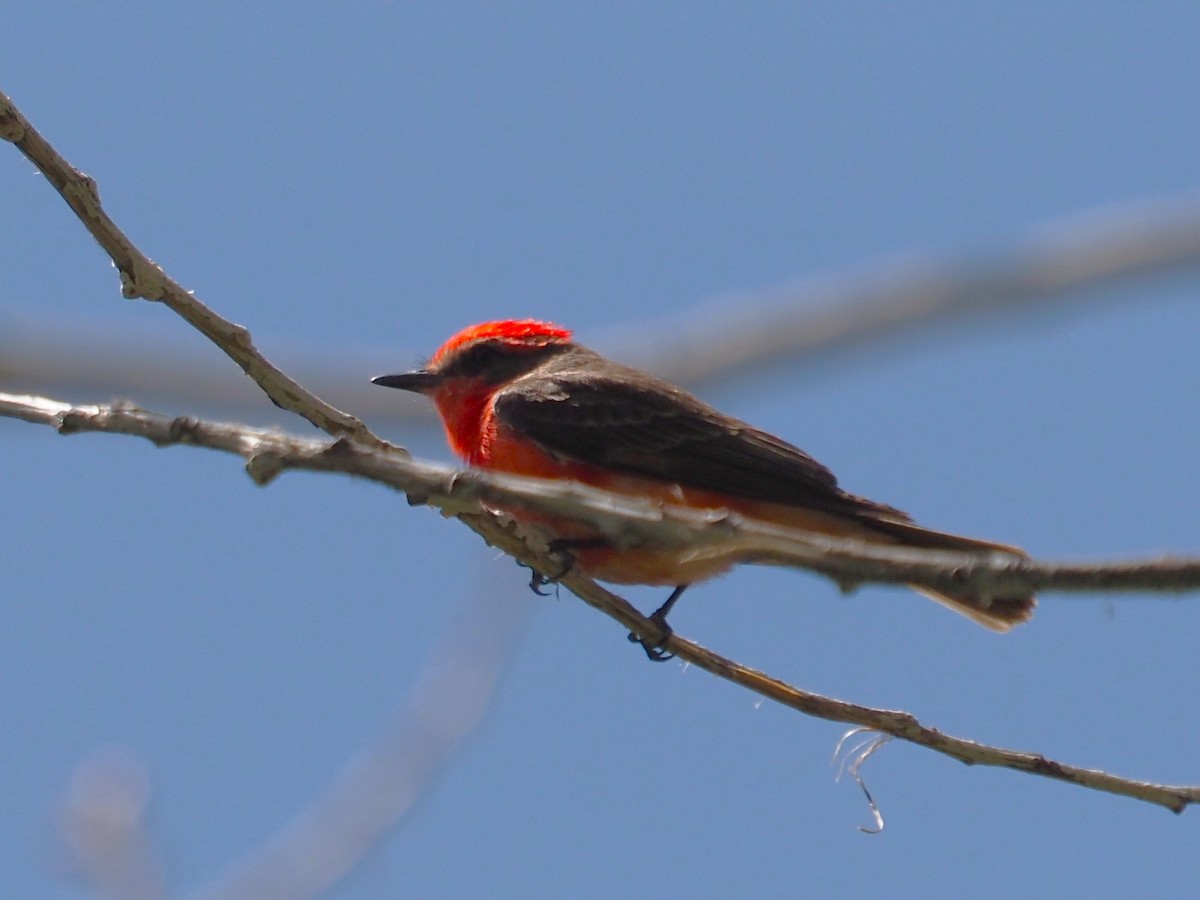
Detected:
left=520, top=538, right=610, bottom=597
left=627, top=585, right=687, bottom=662
left=628, top=611, right=675, bottom=661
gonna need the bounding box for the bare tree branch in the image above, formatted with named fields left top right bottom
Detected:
left=6, top=392, right=1198, bottom=601
left=0, top=89, right=381, bottom=447
left=4, top=390, right=1199, bottom=815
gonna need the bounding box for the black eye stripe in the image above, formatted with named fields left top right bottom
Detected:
left=441, top=340, right=566, bottom=382
left=451, top=341, right=505, bottom=371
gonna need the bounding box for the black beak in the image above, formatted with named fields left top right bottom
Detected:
left=371, top=370, right=442, bottom=394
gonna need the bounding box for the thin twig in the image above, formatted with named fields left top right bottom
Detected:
left=0, top=89, right=381, bottom=447
left=4, top=391, right=1199, bottom=815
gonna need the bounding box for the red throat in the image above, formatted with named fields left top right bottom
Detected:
left=430, top=379, right=495, bottom=465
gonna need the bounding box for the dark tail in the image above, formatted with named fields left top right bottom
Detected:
left=867, top=519, right=1035, bottom=632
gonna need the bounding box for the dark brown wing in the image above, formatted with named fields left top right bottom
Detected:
left=492, top=351, right=905, bottom=522
left=494, top=348, right=1035, bottom=630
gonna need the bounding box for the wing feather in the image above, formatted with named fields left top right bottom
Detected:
left=492, top=359, right=903, bottom=522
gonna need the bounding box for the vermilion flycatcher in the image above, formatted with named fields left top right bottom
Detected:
left=374, top=319, right=1034, bottom=654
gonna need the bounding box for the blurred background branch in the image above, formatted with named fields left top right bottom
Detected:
left=5, top=193, right=1200, bottom=421
left=188, top=587, right=528, bottom=900
left=55, top=589, right=528, bottom=900
left=60, top=751, right=164, bottom=900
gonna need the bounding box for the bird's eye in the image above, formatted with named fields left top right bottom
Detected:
left=445, top=340, right=506, bottom=376
left=465, top=342, right=504, bottom=367
left=474, top=342, right=503, bottom=361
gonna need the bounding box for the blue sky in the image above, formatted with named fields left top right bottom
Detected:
left=3, top=4, right=1199, bottom=898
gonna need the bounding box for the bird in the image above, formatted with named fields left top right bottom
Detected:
left=373, top=319, right=1034, bottom=657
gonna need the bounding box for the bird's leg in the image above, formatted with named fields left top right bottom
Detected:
left=629, top=585, right=688, bottom=662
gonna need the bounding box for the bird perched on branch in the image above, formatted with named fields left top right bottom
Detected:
left=374, top=319, right=1033, bottom=657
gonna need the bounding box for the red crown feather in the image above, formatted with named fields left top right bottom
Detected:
left=432, top=319, right=573, bottom=366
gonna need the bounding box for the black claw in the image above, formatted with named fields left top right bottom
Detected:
left=628, top=585, right=688, bottom=662
left=628, top=616, right=675, bottom=661
left=517, top=538, right=585, bottom=596
left=519, top=562, right=556, bottom=596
